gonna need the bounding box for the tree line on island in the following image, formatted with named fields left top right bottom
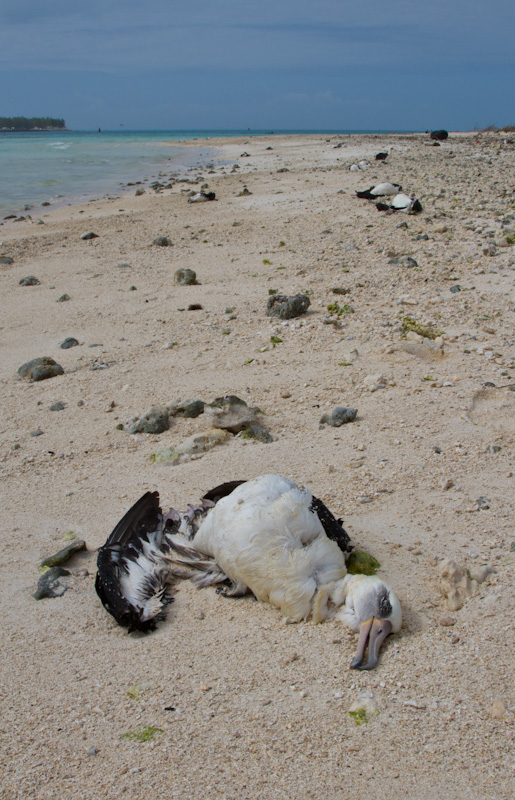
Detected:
left=0, top=117, right=66, bottom=131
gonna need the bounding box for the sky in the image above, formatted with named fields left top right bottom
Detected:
left=1, top=0, right=514, bottom=131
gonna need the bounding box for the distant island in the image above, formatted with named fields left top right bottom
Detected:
left=0, top=116, right=67, bottom=132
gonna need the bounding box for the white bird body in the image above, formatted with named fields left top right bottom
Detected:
left=370, top=182, right=400, bottom=196
left=191, top=475, right=348, bottom=622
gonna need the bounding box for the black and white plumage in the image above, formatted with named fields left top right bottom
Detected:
left=95, top=475, right=400, bottom=669
left=376, top=193, right=423, bottom=214
left=188, top=191, right=216, bottom=203
left=95, top=491, right=180, bottom=632
left=375, top=151, right=388, bottom=161
left=356, top=182, right=402, bottom=200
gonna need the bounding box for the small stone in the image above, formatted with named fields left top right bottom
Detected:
left=135, top=187, right=145, bottom=196
left=86, top=746, right=98, bottom=756
left=18, top=357, right=64, bottom=382
left=0, top=256, right=14, bottom=264
left=174, top=268, right=197, bottom=285
left=450, top=285, right=461, bottom=293
left=439, top=616, right=456, bottom=627
left=320, top=406, right=357, bottom=427
left=33, top=567, right=70, bottom=600
left=125, top=406, right=171, bottom=434
left=49, top=401, right=66, bottom=412
left=57, top=293, right=71, bottom=302
left=239, top=424, right=273, bottom=443
left=204, top=395, right=260, bottom=433
left=19, top=275, right=40, bottom=286
left=280, top=389, right=292, bottom=398
left=60, top=337, right=79, bottom=349
left=469, top=565, right=494, bottom=584
left=153, top=236, right=173, bottom=247
left=168, top=399, right=205, bottom=418
left=442, top=478, right=454, bottom=491
left=438, top=558, right=477, bottom=611
left=266, top=293, right=311, bottom=320
left=80, top=231, right=99, bottom=240
left=490, top=700, right=506, bottom=719
left=40, top=539, right=87, bottom=569
left=31, top=429, right=44, bottom=437
left=389, top=255, right=418, bottom=268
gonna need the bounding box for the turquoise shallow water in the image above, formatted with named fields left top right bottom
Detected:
left=0, top=128, right=398, bottom=214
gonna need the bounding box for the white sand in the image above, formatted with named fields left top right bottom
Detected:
left=1, top=132, right=514, bottom=799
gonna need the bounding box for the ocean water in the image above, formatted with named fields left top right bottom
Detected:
left=0, top=129, right=395, bottom=215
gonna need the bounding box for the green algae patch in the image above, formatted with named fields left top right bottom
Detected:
left=401, top=315, right=443, bottom=340
left=121, top=726, right=163, bottom=742
left=347, top=549, right=380, bottom=576
left=348, top=709, right=368, bottom=725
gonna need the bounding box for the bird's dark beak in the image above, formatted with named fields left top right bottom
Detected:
left=350, top=617, right=393, bottom=670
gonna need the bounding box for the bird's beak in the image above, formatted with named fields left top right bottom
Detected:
left=350, top=617, right=393, bottom=670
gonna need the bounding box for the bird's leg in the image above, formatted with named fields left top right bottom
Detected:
left=216, top=580, right=249, bottom=598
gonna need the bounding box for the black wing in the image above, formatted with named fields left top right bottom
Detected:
left=202, top=480, right=247, bottom=505
left=310, top=495, right=352, bottom=555
left=95, top=492, right=174, bottom=632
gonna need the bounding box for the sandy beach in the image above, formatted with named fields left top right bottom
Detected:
left=1, top=131, right=514, bottom=799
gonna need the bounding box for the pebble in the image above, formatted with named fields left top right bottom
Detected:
left=86, top=746, right=98, bottom=756
left=266, top=293, right=311, bottom=320
left=490, top=700, right=506, bottom=719
left=280, top=389, right=292, bottom=398
left=19, top=275, right=40, bottom=286
left=57, top=293, right=71, bottom=302
left=0, top=256, right=14, bottom=264
left=439, top=616, right=456, bottom=627
left=18, top=356, right=64, bottom=382
left=389, top=255, right=418, bottom=268
left=319, top=406, right=357, bottom=426
left=125, top=405, right=171, bottom=434
left=31, top=429, right=44, bottom=437
left=49, top=401, right=65, bottom=411
left=60, top=337, right=79, bottom=349
left=174, top=268, right=197, bottom=285
left=153, top=236, right=173, bottom=246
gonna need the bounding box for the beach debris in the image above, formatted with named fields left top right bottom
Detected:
left=33, top=566, right=70, bottom=600
left=167, top=398, right=206, bottom=418
left=347, top=550, right=380, bottom=576
left=57, top=293, right=71, bottom=302
left=437, top=558, right=478, bottom=611
left=17, top=356, right=64, bottom=382
left=239, top=424, right=273, bottom=443
left=121, top=726, right=163, bottom=742
left=124, top=405, right=171, bottom=435
left=80, top=231, right=99, bottom=240
left=174, top=268, right=197, bottom=285
left=60, top=337, right=79, bottom=349
left=153, top=236, right=173, bottom=246
left=135, top=187, right=145, bottom=195
left=152, top=428, right=232, bottom=464
left=40, top=539, right=87, bottom=569
left=430, top=129, right=449, bottom=141
left=188, top=191, right=216, bottom=203
left=320, top=406, right=357, bottom=426
left=204, top=395, right=261, bottom=433
left=0, top=256, right=14, bottom=264
left=375, top=152, right=388, bottom=161
left=188, top=303, right=203, bottom=311
left=49, top=401, right=66, bottom=411
left=266, top=293, right=310, bottom=320
left=237, top=186, right=252, bottom=196
left=19, top=275, right=40, bottom=286
left=348, top=692, right=379, bottom=724
left=389, top=255, right=418, bottom=268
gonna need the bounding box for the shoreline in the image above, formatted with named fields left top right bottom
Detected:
left=1, top=130, right=514, bottom=799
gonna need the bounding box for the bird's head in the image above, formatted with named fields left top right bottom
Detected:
left=344, top=575, right=401, bottom=670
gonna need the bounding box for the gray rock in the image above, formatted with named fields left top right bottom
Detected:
left=135, top=187, right=145, bottom=196
left=57, top=293, right=71, bottom=302
left=33, top=567, right=70, bottom=600
left=153, top=236, right=173, bottom=247
left=204, top=395, right=260, bottom=433
left=31, top=429, right=44, bottom=437
left=125, top=405, right=171, bottom=434
left=320, top=407, right=357, bottom=426
left=174, top=268, right=197, bottom=285
left=389, top=255, right=418, bottom=268
left=40, top=539, right=87, bottom=569
left=80, top=231, right=99, bottom=240
left=152, top=428, right=232, bottom=464
left=239, top=424, right=273, bottom=443
left=0, top=256, right=14, bottom=264
left=60, top=337, right=79, bottom=349
left=19, top=275, right=40, bottom=286
left=49, top=401, right=66, bottom=411
left=266, top=293, right=311, bottom=320
left=168, top=398, right=205, bottom=418
left=18, top=356, right=64, bottom=382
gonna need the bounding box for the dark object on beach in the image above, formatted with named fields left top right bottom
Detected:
left=266, top=293, right=311, bottom=320
left=320, top=406, right=358, bottom=427
left=17, top=356, right=64, bottom=382
left=188, top=191, right=216, bottom=203
left=60, top=337, right=79, bottom=349
left=430, top=130, right=448, bottom=141
left=95, top=491, right=179, bottom=632
left=375, top=152, right=388, bottom=160
left=34, top=567, right=70, bottom=600
left=80, top=231, right=99, bottom=240
left=174, top=268, right=197, bottom=285
left=153, top=236, right=173, bottom=246
left=40, top=539, right=87, bottom=569
left=188, top=303, right=203, bottom=311
left=0, top=255, right=14, bottom=264
left=19, top=275, right=40, bottom=286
